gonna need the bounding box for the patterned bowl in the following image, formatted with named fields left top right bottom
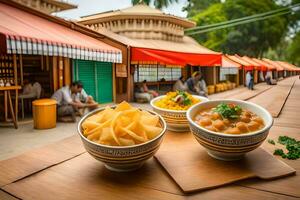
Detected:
left=187, top=99, right=273, bottom=161
left=150, top=95, right=208, bottom=132
left=77, top=106, right=167, bottom=172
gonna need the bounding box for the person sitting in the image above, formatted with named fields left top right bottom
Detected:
left=51, top=81, right=86, bottom=122
left=19, top=79, right=42, bottom=99
left=134, top=84, right=152, bottom=103
left=186, top=71, right=202, bottom=95
left=141, top=80, right=159, bottom=97
left=173, top=76, right=187, bottom=92
left=265, top=71, right=277, bottom=85
left=196, top=74, right=208, bottom=97
left=72, top=81, right=98, bottom=114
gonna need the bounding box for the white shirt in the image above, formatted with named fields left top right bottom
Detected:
left=51, top=86, right=72, bottom=106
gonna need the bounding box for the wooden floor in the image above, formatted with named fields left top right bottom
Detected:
left=0, top=76, right=299, bottom=200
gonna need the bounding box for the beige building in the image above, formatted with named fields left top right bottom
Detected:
left=79, top=3, right=222, bottom=102
left=12, top=0, right=76, bottom=13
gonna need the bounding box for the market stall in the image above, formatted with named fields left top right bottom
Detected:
left=0, top=0, right=122, bottom=126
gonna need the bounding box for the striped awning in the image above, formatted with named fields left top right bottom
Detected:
left=0, top=2, right=122, bottom=63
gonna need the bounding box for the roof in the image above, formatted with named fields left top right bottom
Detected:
left=275, top=61, right=299, bottom=71
left=95, top=28, right=220, bottom=55
left=241, top=56, right=261, bottom=67
left=226, top=55, right=252, bottom=66
left=263, top=59, right=284, bottom=71
left=0, top=1, right=122, bottom=63
left=251, top=58, right=276, bottom=71
left=221, top=55, right=242, bottom=68
left=43, top=0, right=77, bottom=11
left=79, top=4, right=195, bottom=28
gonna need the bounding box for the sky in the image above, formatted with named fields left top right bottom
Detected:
left=55, top=0, right=188, bottom=20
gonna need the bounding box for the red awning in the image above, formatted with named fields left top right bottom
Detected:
left=263, top=59, right=284, bottom=71
left=226, top=55, right=253, bottom=71
left=131, top=47, right=221, bottom=67
left=221, top=55, right=242, bottom=69
left=276, top=61, right=299, bottom=71
left=0, top=2, right=122, bottom=63
left=251, top=58, right=276, bottom=71
left=240, top=56, right=261, bottom=70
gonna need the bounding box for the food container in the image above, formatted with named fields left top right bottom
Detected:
left=187, top=99, right=273, bottom=161
left=77, top=106, right=167, bottom=172
left=150, top=95, right=208, bottom=132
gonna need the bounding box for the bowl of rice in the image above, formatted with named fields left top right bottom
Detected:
left=150, top=91, right=208, bottom=132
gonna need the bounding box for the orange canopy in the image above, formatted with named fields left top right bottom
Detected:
left=251, top=58, right=276, bottom=71
left=0, top=2, right=122, bottom=63
left=131, top=47, right=222, bottom=67
left=276, top=61, right=300, bottom=71
left=263, top=59, right=284, bottom=71
left=240, top=56, right=262, bottom=70
left=226, top=55, right=253, bottom=70
left=221, top=55, right=242, bottom=69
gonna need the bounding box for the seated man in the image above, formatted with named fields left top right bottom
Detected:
left=186, top=71, right=201, bottom=95
left=51, top=81, right=86, bottom=122
left=141, top=80, right=159, bottom=97
left=73, top=81, right=98, bottom=114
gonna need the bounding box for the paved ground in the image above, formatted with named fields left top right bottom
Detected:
left=0, top=77, right=296, bottom=161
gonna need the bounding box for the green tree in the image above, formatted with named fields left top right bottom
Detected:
left=131, top=0, right=178, bottom=9
left=183, top=0, right=221, bottom=17
left=188, top=0, right=289, bottom=57
left=287, top=32, right=300, bottom=66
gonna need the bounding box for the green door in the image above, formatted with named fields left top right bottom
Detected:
left=96, top=62, right=113, bottom=103
left=73, top=60, right=113, bottom=103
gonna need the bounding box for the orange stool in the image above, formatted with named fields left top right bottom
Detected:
left=32, top=99, right=57, bottom=129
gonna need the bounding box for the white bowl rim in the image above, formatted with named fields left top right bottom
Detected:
left=150, top=94, right=209, bottom=113
left=77, top=106, right=167, bottom=149
left=186, top=99, right=274, bottom=138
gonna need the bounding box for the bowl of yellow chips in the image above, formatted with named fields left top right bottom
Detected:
left=150, top=91, right=208, bottom=132
left=77, top=101, right=166, bottom=172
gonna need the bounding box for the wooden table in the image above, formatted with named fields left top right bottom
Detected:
left=0, top=86, right=21, bottom=129
left=0, top=127, right=299, bottom=200
left=0, top=77, right=299, bottom=199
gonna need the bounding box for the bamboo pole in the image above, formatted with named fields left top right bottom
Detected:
left=13, top=54, right=17, bottom=85
left=19, top=54, right=23, bottom=85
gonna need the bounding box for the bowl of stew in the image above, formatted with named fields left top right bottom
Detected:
left=187, top=99, right=273, bottom=161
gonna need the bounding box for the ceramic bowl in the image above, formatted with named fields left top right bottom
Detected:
left=150, top=95, right=209, bottom=132
left=187, top=99, right=273, bottom=161
left=77, top=106, right=167, bottom=172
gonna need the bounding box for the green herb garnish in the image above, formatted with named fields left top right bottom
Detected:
left=213, top=103, right=242, bottom=119
left=268, top=139, right=275, bottom=145
left=172, top=91, right=192, bottom=106
left=270, top=136, right=300, bottom=160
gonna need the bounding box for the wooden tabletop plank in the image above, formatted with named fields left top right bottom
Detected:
left=0, top=136, right=85, bottom=187
left=2, top=152, right=298, bottom=200
left=238, top=126, right=300, bottom=197
left=249, top=77, right=296, bottom=118
left=0, top=190, right=18, bottom=200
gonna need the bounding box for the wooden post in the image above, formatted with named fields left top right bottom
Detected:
left=41, top=56, right=44, bottom=71
left=46, top=56, right=49, bottom=71
left=127, top=47, right=131, bottom=101
left=213, top=66, right=217, bottom=85
left=52, top=56, right=58, bottom=91
left=19, top=54, right=23, bottom=86
left=63, top=57, right=71, bottom=86
left=58, top=57, right=64, bottom=87
left=112, top=63, right=116, bottom=103
left=13, top=54, right=17, bottom=85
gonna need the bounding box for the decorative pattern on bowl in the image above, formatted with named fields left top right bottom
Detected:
left=187, top=99, right=273, bottom=161
left=77, top=107, right=167, bottom=172
left=150, top=95, right=209, bottom=132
